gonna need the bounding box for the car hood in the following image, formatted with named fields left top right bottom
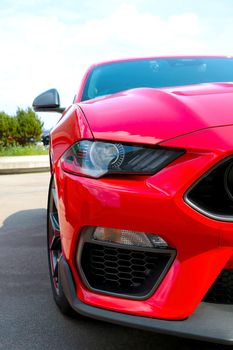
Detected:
left=79, top=82, right=233, bottom=145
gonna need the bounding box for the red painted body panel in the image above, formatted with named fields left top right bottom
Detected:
left=50, top=56, right=233, bottom=322
left=79, top=83, right=233, bottom=144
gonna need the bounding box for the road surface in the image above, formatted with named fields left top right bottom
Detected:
left=0, top=173, right=226, bottom=350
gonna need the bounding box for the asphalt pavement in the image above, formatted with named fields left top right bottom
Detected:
left=0, top=173, right=228, bottom=350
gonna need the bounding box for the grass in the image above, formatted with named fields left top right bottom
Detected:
left=0, top=144, right=49, bottom=156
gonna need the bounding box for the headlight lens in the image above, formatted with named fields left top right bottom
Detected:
left=60, top=140, right=184, bottom=178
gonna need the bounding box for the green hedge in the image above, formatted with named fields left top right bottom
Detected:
left=0, top=108, right=43, bottom=146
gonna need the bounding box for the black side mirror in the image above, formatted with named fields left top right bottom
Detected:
left=32, top=89, right=65, bottom=113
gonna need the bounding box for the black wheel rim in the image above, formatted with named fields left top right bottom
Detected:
left=48, top=179, right=61, bottom=295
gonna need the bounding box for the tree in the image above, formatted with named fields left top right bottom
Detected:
left=0, top=108, right=44, bottom=146
left=0, top=112, right=17, bottom=146
left=15, top=107, right=43, bottom=145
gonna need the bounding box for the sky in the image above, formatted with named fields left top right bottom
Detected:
left=0, top=0, right=233, bottom=129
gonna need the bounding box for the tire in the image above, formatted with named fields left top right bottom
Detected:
left=47, top=175, right=73, bottom=315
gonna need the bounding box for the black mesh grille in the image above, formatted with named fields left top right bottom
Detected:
left=80, top=242, right=172, bottom=297
left=204, top=269, right=233, bottom=304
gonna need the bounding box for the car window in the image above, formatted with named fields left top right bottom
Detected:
left=81, top=57, right=233, bottom=101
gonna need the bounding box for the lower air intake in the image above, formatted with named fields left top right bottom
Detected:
left=80, top=242, right=173, bottom=299
left=204, top=269, right=233, bottom=304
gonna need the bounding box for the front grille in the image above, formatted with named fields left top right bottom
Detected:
left=80, top=242, right=172, bottom=298
left=204, top=269, right=233, bottom=304
left=185, top=156, right=233, bottom=221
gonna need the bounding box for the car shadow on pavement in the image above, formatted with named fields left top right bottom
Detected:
left=0, top=209, right=229, bottom=350
left=0, top=208, right=47, bottom=236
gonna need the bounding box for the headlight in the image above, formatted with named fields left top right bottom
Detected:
left=60, top=140, right=184, bottom=178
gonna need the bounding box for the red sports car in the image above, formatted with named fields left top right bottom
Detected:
left=33, top=56, right=233, bottom=344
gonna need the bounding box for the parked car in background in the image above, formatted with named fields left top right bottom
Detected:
left=41, top=129, right=51, bottom=146
left=33, top=56, right=233, bottom=345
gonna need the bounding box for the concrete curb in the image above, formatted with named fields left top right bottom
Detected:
left=0, top=155, right=50, bottom=174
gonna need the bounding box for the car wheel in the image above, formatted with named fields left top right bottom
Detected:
left=47, top=176, right=73, bottom=315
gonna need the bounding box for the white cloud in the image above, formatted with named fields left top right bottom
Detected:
left=67, top=4, right=203, bottom=52
left=0, top=2, right=230, bottom=128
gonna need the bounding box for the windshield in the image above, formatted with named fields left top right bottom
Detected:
left=81, top=57, right=233, bottom=101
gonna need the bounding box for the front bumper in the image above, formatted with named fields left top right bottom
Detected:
left=55, top=149, right=233, bottom=320
left=59, top=255, right=233, bottom=345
